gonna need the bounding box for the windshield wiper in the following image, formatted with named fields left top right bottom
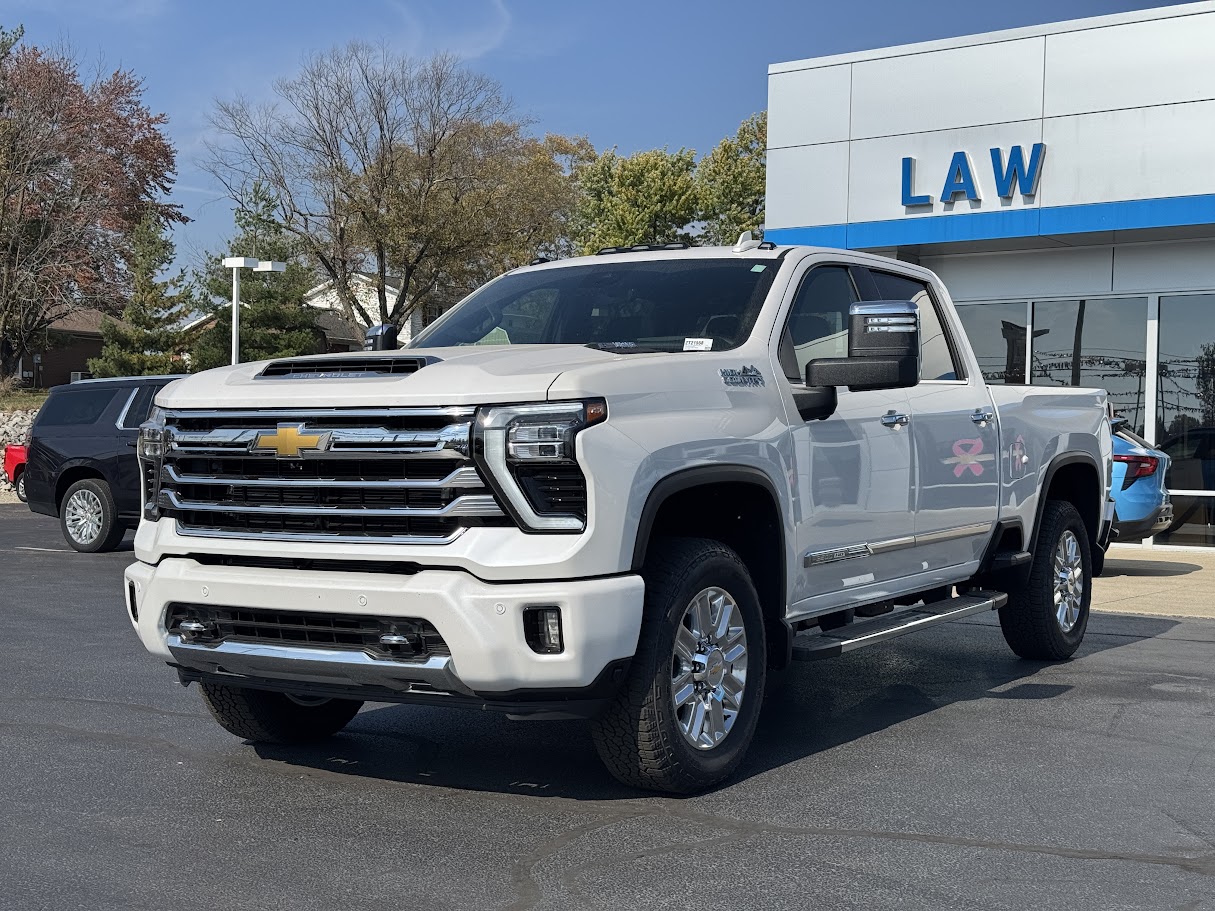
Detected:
left=584, top=342, right=665, bottom=354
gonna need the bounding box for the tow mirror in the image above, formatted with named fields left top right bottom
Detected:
left=805, top=301, right=920, bottom=392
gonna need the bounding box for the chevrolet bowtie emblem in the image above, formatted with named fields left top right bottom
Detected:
left=252, top=423, right=331, bottom=458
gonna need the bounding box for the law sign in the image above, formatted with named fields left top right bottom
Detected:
left=902, top=144, right=1046, bottom=208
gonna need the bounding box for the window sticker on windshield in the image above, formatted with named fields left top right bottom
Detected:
left=683, top=338, right=714, bottom=351
left=750, top=264, right=766, bottom=272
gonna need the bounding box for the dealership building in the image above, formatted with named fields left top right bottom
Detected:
left=766, top=0, right=1215, bottom=547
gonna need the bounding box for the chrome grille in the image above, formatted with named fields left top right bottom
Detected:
left=157, top=408, right=511, bottom=543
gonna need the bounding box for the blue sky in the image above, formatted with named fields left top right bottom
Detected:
left=5, top=0, right=1184, bottom=273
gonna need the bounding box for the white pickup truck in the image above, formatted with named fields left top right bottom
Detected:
left=126, top=240, right=1112, bottom=793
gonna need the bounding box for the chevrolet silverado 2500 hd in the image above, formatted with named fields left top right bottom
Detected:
left=126, top=240, right=1112, bottom=793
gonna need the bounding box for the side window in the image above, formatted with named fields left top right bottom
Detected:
left=868, top=271, right=960, bottom=381
left=779, top=266, right=858, bottom=382
left=120, top=386, right=154, bottom=429
left=37, top=387, right=118, bottom=427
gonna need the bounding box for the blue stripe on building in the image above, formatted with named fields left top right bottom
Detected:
left=765, top=193, right=1215, bottom=249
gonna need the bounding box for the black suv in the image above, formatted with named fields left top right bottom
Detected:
left=25, top=376, right=181, bottom=552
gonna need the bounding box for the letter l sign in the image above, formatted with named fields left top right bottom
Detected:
left=901, top=157, right=933, bottom=207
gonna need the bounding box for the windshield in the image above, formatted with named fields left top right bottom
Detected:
left=412, top=258, right=780, bottom=353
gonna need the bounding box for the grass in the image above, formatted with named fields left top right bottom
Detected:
left=0, top=389, right=49, bottom=412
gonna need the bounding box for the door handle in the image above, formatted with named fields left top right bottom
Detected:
left=971, top=408, right=995, bottom=426
left=881, top=410, right=910, bottom=428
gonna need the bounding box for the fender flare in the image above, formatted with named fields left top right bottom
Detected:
left=1030, top=451, right=1104, bottom=555
left=631, top=465, right=793, bottom=665
left=630, top=464, right=786, bottom=574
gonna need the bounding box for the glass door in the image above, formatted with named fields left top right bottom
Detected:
left=1155, top=294, right=1215, bottom=546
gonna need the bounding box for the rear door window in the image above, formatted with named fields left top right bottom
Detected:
left=864, top=270, right=962, bottom=381
left=38, top=387, right=119, bottom=426
left=120, top=386, right=155, bottom=429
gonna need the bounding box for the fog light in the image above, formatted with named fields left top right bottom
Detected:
left=523, top=606, right=563, bottom=654
left=178, top=619, right=215, bottom=641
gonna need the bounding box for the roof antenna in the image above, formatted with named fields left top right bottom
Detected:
left=732, top=230, right=762, bottom=253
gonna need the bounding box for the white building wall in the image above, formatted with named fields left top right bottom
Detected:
left=766, top=1, right=1215, bottom=234
left=921, top=239, right=1215, bottom=302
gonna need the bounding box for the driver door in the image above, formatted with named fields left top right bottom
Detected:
left=777, top=264, right=916, bottom=615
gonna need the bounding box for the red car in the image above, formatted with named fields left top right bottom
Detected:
left=3, top=443, right=27, bottom=502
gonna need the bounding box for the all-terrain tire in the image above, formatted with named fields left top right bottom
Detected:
left=59, top=478, right=125, bottom=553
left=200, top=682, right=363, bottom=744
left=14, top=470, right=26, bottom=503
left=591, top=537, right=766, bottom=794
left=999, top=500, right=1091, bottom=660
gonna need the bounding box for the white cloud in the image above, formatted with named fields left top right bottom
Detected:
left=388, top=0, right=513, bottom=60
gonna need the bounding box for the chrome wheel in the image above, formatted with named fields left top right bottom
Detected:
left=671, top=586, right=748, bottom=750
left=1054, top=529, right=1084, bottom=632
left=15, top=474, right=25, bottom=501
left=64, top=488, right=104, bottom=545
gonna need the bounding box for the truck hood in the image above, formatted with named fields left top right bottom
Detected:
left=156, top=345, right=638, bottom=410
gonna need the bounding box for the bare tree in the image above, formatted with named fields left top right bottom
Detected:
left=206, top=44, right=581, bottom=329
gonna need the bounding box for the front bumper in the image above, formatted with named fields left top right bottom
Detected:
left=125, top=558, right=644, bottom=713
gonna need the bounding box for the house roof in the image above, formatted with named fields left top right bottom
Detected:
left=312, top=309, right=365, bottom=344
left=47, top=309, right=128, bottom=336
left=304, top=272, right=403, bottom=301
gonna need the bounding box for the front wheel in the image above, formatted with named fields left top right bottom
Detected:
left=200, top=681, right=363, bottom=744
left=999, top=500, right=1092, bottom=660
left=591, top=537, right=766, bottom=793
left=14, top=471, right=26, bottom=503
left=60, top=478, right=125, bottom=552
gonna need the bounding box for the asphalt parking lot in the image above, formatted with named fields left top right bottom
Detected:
left=2, top=504, right=1213, bottom=911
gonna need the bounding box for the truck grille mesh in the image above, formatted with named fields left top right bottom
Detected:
left=153, top=408, right=512, bottom=544
left=166, top=603, right=450, bottom=659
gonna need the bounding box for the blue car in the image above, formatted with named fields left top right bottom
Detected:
left=1108, top=419, right=1173, bottom=549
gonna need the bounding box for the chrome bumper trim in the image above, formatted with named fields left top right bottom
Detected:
left=167, top=635, right=475, bottom=696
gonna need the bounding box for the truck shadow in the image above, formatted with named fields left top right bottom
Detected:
left=1100, top=558, right=1202, bottom=578
left=253, top=612, right=1179, bottom=800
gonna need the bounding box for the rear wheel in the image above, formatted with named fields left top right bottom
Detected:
left=999, top=500, right=1091, bottom=660
left=591, top=537, right=766, bottom=793
left=60, top=478, right=125, bottom=553
left=200, top=681, right=363, bottom=744
left=14, top=471, right=25, bottom=503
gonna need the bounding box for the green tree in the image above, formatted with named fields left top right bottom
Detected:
left=697, top=111, right=767, bottom=246
left=88, top=213, right=192, bottom=377
left=191, top=186, right=325, bottom=371
left=571, top=147, right=699, bottom=253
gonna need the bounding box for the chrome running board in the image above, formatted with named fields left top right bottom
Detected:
left=791, top=591, right=1007, bottom=661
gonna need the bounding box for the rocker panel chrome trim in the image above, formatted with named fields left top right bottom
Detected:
left=803, top=523, right=992, bottom=568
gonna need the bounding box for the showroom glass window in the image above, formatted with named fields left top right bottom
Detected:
left=1031, top=298, right=1148, bottom=435
left=955, top=302, right=1028, bottom=384
left=1156, top=294, right=1215, bottom=545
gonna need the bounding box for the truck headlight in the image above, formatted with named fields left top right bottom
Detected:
left=138, top=407, right=167, bottom=520
left=474, top=400, right=606, bottom=532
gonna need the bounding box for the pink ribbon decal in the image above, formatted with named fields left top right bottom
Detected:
left=950, top=438, right=986, bottom=477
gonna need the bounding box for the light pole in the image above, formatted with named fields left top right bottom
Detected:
left=221, top=257, right=286, bottom=365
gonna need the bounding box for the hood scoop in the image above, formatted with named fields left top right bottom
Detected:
left=259, top=355, right=437, bottom=379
